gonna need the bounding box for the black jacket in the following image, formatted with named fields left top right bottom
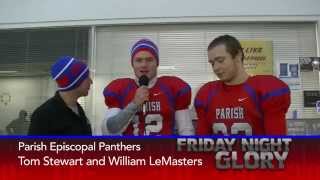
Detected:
left=28, top=92, right=92, bottom=135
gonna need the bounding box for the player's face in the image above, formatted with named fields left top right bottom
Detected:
left=132, top=51, right=158, bottom=80
left=208, top=44, right=239, bottom=83
left=76, top=76, right=92, bottom=97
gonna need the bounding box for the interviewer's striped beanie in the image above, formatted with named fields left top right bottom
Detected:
left=131, top=39, right=159, bottom=66
left=51, top=56, right=89, bottom=91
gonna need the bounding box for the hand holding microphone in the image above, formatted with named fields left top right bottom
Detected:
left=133, top=75, right=150, bottom=114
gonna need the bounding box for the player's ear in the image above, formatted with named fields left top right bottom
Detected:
left=235, top=50, right=243, bottom=64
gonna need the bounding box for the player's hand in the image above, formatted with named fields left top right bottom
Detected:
left=133, top=86, right=149, bottom=106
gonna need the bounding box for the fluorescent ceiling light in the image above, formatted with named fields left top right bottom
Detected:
left=0, top=71, right=17, bottom=73
left=158, top=66, right=176, bottom=70
left=312, top=60, right=319, bottom=65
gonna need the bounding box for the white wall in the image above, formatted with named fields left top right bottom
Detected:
left=1, top=0, right=319, bottom=25
left=1, top=0, right=320, bottom=135
left=1, top=0, right=319, bottom=55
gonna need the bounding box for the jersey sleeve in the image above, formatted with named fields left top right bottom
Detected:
left=259, top=76, right=291, bottom=135
left=103, top=79, right=126, bottom=109
left=194, top=83, right=212, bottom=135
left=173, top=77, right=192, bottom=110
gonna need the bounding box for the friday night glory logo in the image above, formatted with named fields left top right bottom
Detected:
left=177, top=138, right=291, bottom=169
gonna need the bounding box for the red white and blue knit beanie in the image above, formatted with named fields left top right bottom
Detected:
left=51, top=56, right=89, bottom=91
left=131, top=39, right=159, bottom=66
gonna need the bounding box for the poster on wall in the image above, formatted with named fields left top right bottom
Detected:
left=316, top=100, right=320, bottom=113
left=240, top=40, right=273, bottom=75
left=299, top=57, right=320, bottom=72
left=278, top=61, right=301, bottom=90
left=303, top=90, right=320, bottom=107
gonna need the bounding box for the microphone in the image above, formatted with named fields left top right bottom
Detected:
left=138, top=75, right=149, bottom=114
left=139, top=75, right=149, bottom=87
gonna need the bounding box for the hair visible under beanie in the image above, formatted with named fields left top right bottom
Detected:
left=131, top=39, right=159, bottom=65
left=51, top=56, right=89, bottom=91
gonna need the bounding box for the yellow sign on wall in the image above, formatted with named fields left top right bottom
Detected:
left=240, top=40, right=273, bottom=75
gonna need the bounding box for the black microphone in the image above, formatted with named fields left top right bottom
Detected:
left=138, top=75, right=149, bottom=114
left=139, top=75, right=149, bottom=87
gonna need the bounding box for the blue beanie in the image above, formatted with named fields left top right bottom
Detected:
left=131, top=39, right=159, bottom=65
left=51, top=56, right=89, bottom=91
